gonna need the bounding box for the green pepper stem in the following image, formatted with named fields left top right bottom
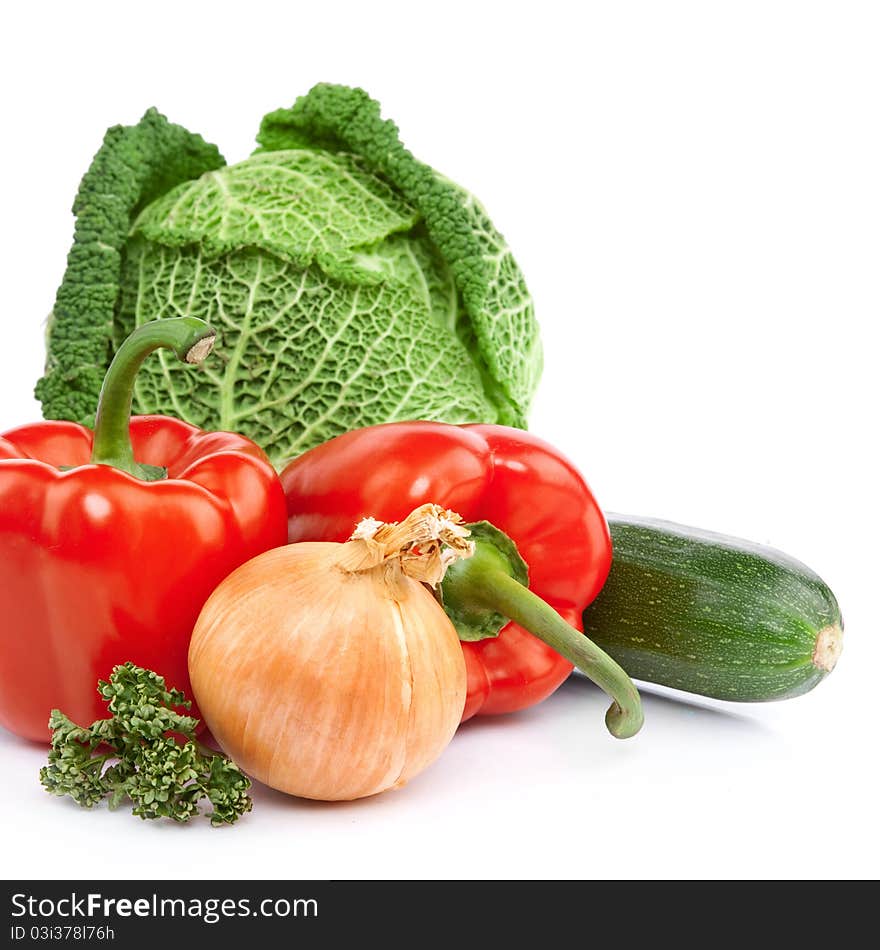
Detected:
left=89, top=318, right=216, bottom=479
left=442, top=527, right=643, bottom=739
left=481, top=571, right=644, bottom=738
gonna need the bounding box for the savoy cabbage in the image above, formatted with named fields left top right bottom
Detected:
left=37, top=84, right=541, bottom=466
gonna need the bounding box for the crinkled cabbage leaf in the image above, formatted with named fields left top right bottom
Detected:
left=38, top=85, right=541, bottom=466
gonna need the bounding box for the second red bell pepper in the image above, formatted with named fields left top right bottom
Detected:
left=0, top=318, right=287, bottom=742
left=280, top=421, right=641, bottom=736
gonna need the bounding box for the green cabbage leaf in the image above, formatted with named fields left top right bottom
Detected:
left=38, top=84, right=541, bottom=466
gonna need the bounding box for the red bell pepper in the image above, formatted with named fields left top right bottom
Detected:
left=280, top=421, right=642, bottom=737
left=0, top=318, right=287, bottom=742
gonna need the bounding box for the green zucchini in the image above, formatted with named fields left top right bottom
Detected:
left=582, top=515, right=843, bottom=702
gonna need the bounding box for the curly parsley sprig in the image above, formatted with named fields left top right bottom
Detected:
left=40, top=663, right=252, bottom=826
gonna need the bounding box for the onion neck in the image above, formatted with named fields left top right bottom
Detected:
left=441, top=524, right=644, bottom=740
left=336, top=504, right=475, bottom=587
left=89, top=318, right=216, bottom=480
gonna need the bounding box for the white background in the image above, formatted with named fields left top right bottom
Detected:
left=1, top=1, right=877, bottom=880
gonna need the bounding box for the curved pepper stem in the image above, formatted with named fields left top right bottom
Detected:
left=441, top=522, right=644, bottom=740
left=89, top=318, right=216, bottom=480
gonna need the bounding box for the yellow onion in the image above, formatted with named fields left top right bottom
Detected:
left=188, top=504, right=471, bottom=801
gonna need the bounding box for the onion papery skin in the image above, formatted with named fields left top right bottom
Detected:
left=188, top=542, right=466, bottom=801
